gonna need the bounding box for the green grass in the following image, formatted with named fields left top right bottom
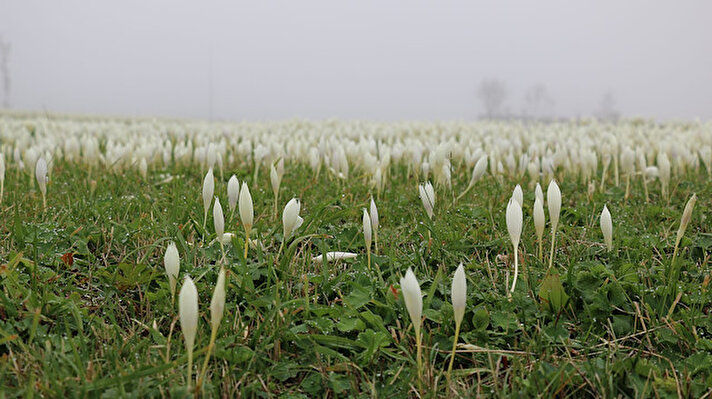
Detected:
left=1, top=160, right=711, bottom=397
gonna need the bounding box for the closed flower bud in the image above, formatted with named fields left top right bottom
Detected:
left=677, top=194, right=697, bottom=245
left=600, top=205, right=613, bottom=251
left=363, top=208, right=372, bottom=248
left=512, top=184, right=523, bottom=207
left=418, top=181, right=435, bottom=220
left=506, top=198, right=523, bottom=248
left=164, top=243, right=180, bottom=297
left=202, top=168, right=214, bottom=215
left=35, top=157, right=48, bottom=196
left=370, top=197, right=379, bottom=233
left=535, top=182, right=544, bottom=204
left=451, top=263, right=466, bottom=326
left=213, top=197, right=224, bottom=238
left=470, top=156, right=488, bottom=185
left=547, top=180, right=561, bottom=231
left=179, top=276, right=199, bottom=357
left=400, top=268, right=423, bottom=333
left=210, top=267, right=227, bottom=332
left=270, top=163, right=281, bottom=197
left=239, top=182, right=254, bottom=233
left=533, top=196, right=545, bottom=242
left=311, top=252, right=358, bottom=263
left=227, top=175, right=240, bottom=212
left=282, top=198, right=304, bottom=239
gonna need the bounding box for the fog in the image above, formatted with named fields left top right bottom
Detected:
left=1, top=1, right=711, bottom=121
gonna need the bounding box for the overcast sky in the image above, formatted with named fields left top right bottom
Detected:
left=1, top=1, right=711, bottom=121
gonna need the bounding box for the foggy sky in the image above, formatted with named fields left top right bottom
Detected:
left=1, top=1, right=711, bottom=121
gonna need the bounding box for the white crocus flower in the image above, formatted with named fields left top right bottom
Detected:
left=418, top=181, right=435, bottom=220
left=400, top=268, right=424, bottom=382
left=506, top=198, right=523, bottom=294
left=227, top=175, right=240, bottom=214
left=164, top=243, right=180, bottom=299
left=600, top=205, right=613, bottom=251
left=35, top=157, right=48, bottom=209
left=282, top=198, right=304, bottom=240
left=202, top=168, right=215, bottom=234
left=547, top=179, right=561, bottom=269
left=179, top=276, right=199, bottom=390
left=239, top=182, right=254, bottom=258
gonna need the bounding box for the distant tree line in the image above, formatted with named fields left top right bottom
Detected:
left=476, top=78, right=619, bottom=122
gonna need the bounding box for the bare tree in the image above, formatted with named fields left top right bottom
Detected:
left=597, top=91, right=619, bottom=122
left=0, top=35, right=10, bottom=109
left=523, top=84, right=554, bottom=119
left=476, top=78, right=507, bottom=119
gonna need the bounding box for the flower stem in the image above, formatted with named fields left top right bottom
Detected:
left=219, top=241, right=226, bottom=264
left=446, top=320, right=461, bottom=382
left=275, top=238, right=285, bottom=267
left=415, top=327, right=423, bottom=393
left=202, top=208, right=208, bottom=241
left=186, top=346, right=193, bottom=392
left=196, top=326, right=218, bottom=391
left=453, top=183, right=473, bottom=205
left=244, top=230, right=250, bottom=259
left=538, top=238, right=543, bottom=262
left=273, top=192, right=279, bottom=221
left=374, top=231, right=379, bottom=254
left=667, top=237, right=682, bottom=300
left=548, top=229, right=557, bottom=271
left=510, top=246, right=519, bottom=293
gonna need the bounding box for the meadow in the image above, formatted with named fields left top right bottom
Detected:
left=0, top=115, right=711, bottom=397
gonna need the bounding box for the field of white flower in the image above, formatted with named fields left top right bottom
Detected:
left=0, top=113, right=711, bottom=397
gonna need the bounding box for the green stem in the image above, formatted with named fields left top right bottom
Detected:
left=415, top=327, right=423, bottom=393
left=510, top=246, right=519, bottom=293
left=548, top=229, right=557, bottom=271
left=446, top=320, right=461, bottom=382
left=273, top=192, right=279, bottom=221
left=165, top=316, right=177, bottom=364
left=275, top=237, right=285, bottom=267
left=219, top=241, right=226, bottom=264
left=196, top=326, right=218, bottom=391
left=202, top=208, right=208, bottom=241
left=244, top=230, right=250, bottom=259
left=453, top=183, right=473, bottom=206
left=186, top=346, right=193, bottom=392
left=667, top=238, right=682, bottom=300
left=538, top=238, right=543, bottom=262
